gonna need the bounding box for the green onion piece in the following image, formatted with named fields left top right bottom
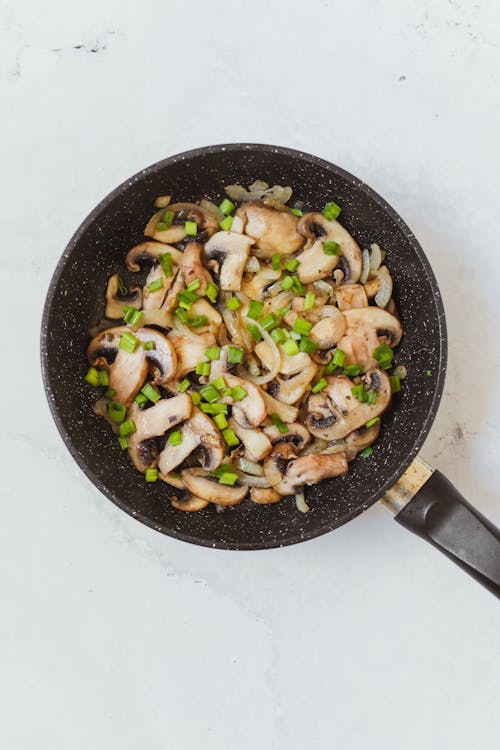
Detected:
left=190, top=391, right=202, bottom=406
left=117, top=277, right=128, bottom=296
left=332, top=348, right=347, bottom=367
left=360, top=447, right=373, bottom=459
left=325, top=360, right=337, bottom=374
left=231, top=385, right=247, bottom=402
left=162, top=209, right=174, bottom=227
left=141, top=382, right=161, bottom=403
left=226, top=296, right=241, bottom=310
left=322, top=241, right=341, bottom=256
left=119, top=419, right=136, bottom=437
left=141, top=341, right=155, bottom=351
left=322, top=201, right=342, bottom=221
left=270, top=328, right=287, bottom=345
left=365, top=417, right=380, bottom=428
left=184, top=220, right=197, bottom=236
left=108, top=401, right=127, bottom=423
left=205, top=346, right=221, bottom=360
left=104, top=388, right=116, bottom=398
left=311, top=378, right=327, bottom=393
left=211, top=463, right=234, bottom=479
left=280, top=275, right=294, bottom=291
left=282, top=339, right=299, bottom=356
left=247, top=299, right=264, bottom=320
left=221, top=430, right=240, bottom=448
left=246, top=323, right=262, bottom=342
left=271, top=413, right=288, bottom=434
left=155, top=222, right=170, bottom=232
left=123, top=306, right=135, bottom=324
left=188, top=315, right=208, bottom=328
left=134, top=393, right=148, bottom=406
left=228, top=346, right=244, bottom=364
left=351, top=385, right=367, bottom=403
left=293, top=317, right=312, bottom=337
left=195, top=362, right=211, bottom=376
left=218, top=471, right=239, bottom=485
left=219, top=215, right=233, bottom=231
left=175, top=307, right=189, bottom=324
left=145, top=468, right=159, bottom=482
left=119, top=331, right=139, bottom=354
left=304, top=293, right=315, bottom=310
left=212, top=376, right=227, bottom=391
left=285, top=258, right=300, bottom=272
left=289, top=331, right=301, bottom=340
left=272, top=253, right=281, bottom=271
left=219, top=198, right=235, bottom=215
left=372, top=344, right=393, bottom=364
left=366, top=390, right=378, bottom=405
left=159, top=252, right=173, bottom=277
left=168, top=430, right=182, bottom=446
left=84, top=366, right=100, bottom=387
left=177, top=289, right=198, bottom=309
left=178, top=379, right=190, bottom=393
left=128, top=310, right=143, bottom=326
left=206, top=281, right=219, bottom=303
left=292, top=276, right=304, bottom=294
left=200, top=402, right=228, bottom=415
left=214, top=413, right=228, bottom=429
left=426, top=370, right=432, bottom=377
left=390, top=375, right=401, bottom=393
left=260, top=313, right=279, bottom=331
left=186, top=278, right=201, bottom=292
left=299, top=337, right=318, bottom=354
left=148, top=278, right=164, bottom=293
left=290, top=207, right=303, bottom=217
left=118, top=436, right=128, bottom=450
left=343, top=364, right=362, bottom=377
left=278, top=307, right=289, bottom=317
left=200, top=384, right=220, bottom=403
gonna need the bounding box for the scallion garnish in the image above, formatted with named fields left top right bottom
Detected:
left=299, top=337, right=318, bottom=354
left=365, top=417, right=380, bottom=428
left=200, top=402, right=228, bottom=415
left=282, top=339, right=299, bottom=356
left=175, top=307, right=189, bottom=324
left=290, top=207, right=303, bottom=217
left=219, top=470, right=239, bottom=484
left=372, top=344, right=394, bottom=368
left=104, top=388, right=116, bottom=399
left=108, top=401, right=127, bottom=423
left=200, top=384, right=220, bottom=403
left=159, top=252, right=173, bottom=277
left=84, top=366, right=100, bottom=387
left=119, top=331, right=139, bottom=354
left=134, top=392, right=148, bottom=406
left=178, top=379, right=190, bottom=393
left=228, top=346, right=244, bottom=364
left=322, top=241, right=341, bottom=256
left=343, top=364, right=361, bottom=377
left=214, top=413, right=228, bottom=429
left=247, top=299, right=264, bottom=320
left=311, top=378, right=327, bottom=393
left=360, top=447, right=373, bottom=458
left=271, top=413, right=288, bottom=434
left=230, top=385, right=247, bottom=402
left=226, top=296, right=241, bottom=310
left=292, top=276, right=304, bottom=294
left=292, top=318, right=312, bottom=337
left=260, top=313, right=279, bottom=331
left=141, top=340, right=155, bottom=351
left=119, top=418, right=136, bottom=437
left=246, top=323, right=262, bottom=342
left=184, top=220, right=197, bottom=236
left=304, top=293, right=315, bottom=310
left=190, top=391, right=202, bottom=406
left=219, top=198, right=235, bottom=215
left=280, top=275, right=294, bottom=291
left=195, top=362, right=211, bottom=377
left=221, top=430, right=239, bottom=448
left=285, top=258, right=300, bottom=272
left=219, top=215, right=233, bottom=231
left=145, top=468, right=159, bottom=482
left=168, top=430, right=182, bottom=446
left=322, top=201, right=342, bottom=221
left=188, top=315, right=208, bottom=328
left=366, top=390, right=378, bottom=405
left=205, top=346, right=221, bottom=361
left=206, top=281, right=219, bottom=303
left=332, top=348, right=347, bottom=367
left=141, top=382, right=161, bottom=403
left=177, top=289, right=198, bottom=310
left=272, top=253, right=281, bottom=271
left=270, top=328, right=287, bottom=345
left=148, top=278, right=164, bottom=293
left=212, top=376, right=227, bottom=391
left=186, top=278, right=201, bottom=292
left=118, top=436, right=128, bottom=450
left=351, top=385, right=367, bottom=403
left=390, top=375, right=401, bottom=393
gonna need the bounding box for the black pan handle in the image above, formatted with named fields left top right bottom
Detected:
left=388, top=464, right=500, bottom=598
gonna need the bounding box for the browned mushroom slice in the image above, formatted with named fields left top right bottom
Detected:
left=167, top=329, right=216, bottom=379
left=144, top=202, right=219, bottom=244
left=87, top=326, right=148, bottom=405
left=157, top=408, right=225, bottom=475
left=170, top=495, right=210, bottom=512
left=142, top=264, right=180, bottom=310
left=235, top=202, right=303, bottom=257
left=223, top=374, right=267, bottom=428
left=270, top=364, right=318, bottom=405
left=179, top=242, right=210, bottom=295
left=105, top=274, right=143, bottom=319
left=334, top=284, right=368, bottom=311
left=259, top=389, right=298, bottom=423
left=337, top=307, right=403, bottom=371
left=250, top=487, right=282, bottom=504
left=204, top=231, right=254, bottom=291
left=263, top=422, right=311, bottom=450
left=227, top=417, right=272, bottom=461
left=127, top=394, right=192, bottom=472
left=264, top=446, right=348, bottom=495
left=181, top=468, right=248, bottom=505
left=125, top=242, right=183, bottom=272
left=306, top=369, right=392, bottom=440
left=310, top=309, right=346, bottom=350
left=133, top=329, right=177, bottom=385
left=295, top=213, right=362, bottom=284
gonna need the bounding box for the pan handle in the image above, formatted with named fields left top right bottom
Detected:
left=381, top=458, right=500, bottom=598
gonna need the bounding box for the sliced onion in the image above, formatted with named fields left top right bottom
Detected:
left=245, top=256, right=260, bottom=273
left=234, top=457, right=265, bottom=476
left=301, top=438, right=328, bottom=456
left=360, top=248, right=371, bottom=284
left=246, top=353, right=261, bottom=377
left=154, top=195, right=171, bottom=208
left=236, top=470, right=272, bottom=488
left=225, top=182, right=293, bottom=204
left=374, top=266, right=393, bottom=308
left=295, top=489, right=310, bottom=513
left=136, top=309, right=173, bottom=329
left=266, top=280, right=283, bottom=297
left=237, top=318, right=281, bottom=384
left=264, top=290, right=293, bottom=315
left=200, top=199, right=224, bottom=221
left=160, top=472, right=185, bottom=489
left=369, top=243, right=383, bottom=276
left=312, top=279, right=335, bottom=305
left=392, top=365, right=408, bottom=379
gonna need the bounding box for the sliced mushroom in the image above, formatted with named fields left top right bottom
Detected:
left=204, top=231, right=254, bottom=291
left=170, top=495, right=210, bottom=512
left=310, top=309, right=346, bottom=349
left=181, top=468, right=248, bottom=505
left=145, top=203, right=219, bottom=244
left=87, top=326, right=148, bottom=405
left=235, top=202, right=303, bottom=257
left=133, top=329, right=177, bottom=384
left=157, top=407, right=225, bottom=475
left=105, top=274, right=142, bottom=319
left=167, top=329, right=216, bottom=378
left=241, top=266, right=281, bottom=300
left=125, top=242, right=183, bottom=272
left=337, top=307, right=403, bottom=371
left=334, top=283, right=368, bottom=311
left=259, top=389, right=299, bottom=423
left=228, top=417, right=272, bottom=461
left=127, top=394, right=192, bottom=472
left=189, top=298, right=222, bottom=327
left=223, top=373, right=267, bottom=428
left=180, top=242, right=209, bottom=295
left=250, top=487, right=282, bottom=504
left=254, top=340, right=311, bottom=376
left=345, top=420, right=381, bottom=452
left=263, top=422, right=311, bottom=449
left=306, top=369, right=391, bottom=440
left=285, top=452, right=348, bottom=486
left=142, top=265, right=177, bottom=310
left=296, top=213, right=362, bottom=284
left=162, top=268, right=185, bottom=311
left=271, top=363, right=318, bottom=405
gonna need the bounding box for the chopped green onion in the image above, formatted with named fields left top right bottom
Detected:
left=366, top=390, right=378, bottom=405
left=282, top=339, right=299, bottom=356
left=280, top=275, right=294, bottom=291
left=97, top=370, right=108, bottom=387
left=148, top=278, right=164, bottom=293
left=206, top=281, right=219, bottom=303
left=104, top=388, right=116, bottom=398
left=200, top=402, right=228, bottom=415
left=322, top=201, right=342, bottom=221
left=134, top=392, right=148, bottom=406
left=141, top=382, right=161, bottom=403
left=271, top=413, right=288, bottom=434
left=205, top=346, right=221, bottom=360
left=272, top=253, right=281, bottom=271
left=304, top=293, right=315, bottom=310
left=261, top=313, right=279, bottom=331
left=161, top=209, right=174, bottom=227
left=285, top=258, right=300, bottom=272
left=108, top=401, right=127, bottom=423
left=190, top=391, right=202, bottom=406
left=322, top=241, right=341, bottom=256
left=168, top=430, right=182, bottom=446
left=311, top=378, right=327, bottom=393
left=219, top=215, right=233, bottom=231
left=372, top=344, right=393, bottom=365
left=214, top=413, right=228, bottom=429
left=186, top=278, right=200, bottom=292
left=351, top=385, right=367, bottom=403
left=426, top=370, right=432, bottom=377
left=230, top=385, right=247, bottom=402
left=292, top=276, right=304, bottom=294
left=365, top=417, right=380, bottom=428
left=247, top=299, right=264, bottom=320
left=84, top=366, right=100, bottom=387
left=289, top=331, right=301, bottom=340
left=177, top=289, right=198, bottom=310
left=178, top=379, right=190, bottom=393
left=145, top=468, right=159, bottom=482
left=290, top=207, right=303, bottom=217
left=119, top=331, right=139, bottom=354
left=221, top=429, right=240, bottom=448
left=175, top=307, right=189, bottom=324
left=188, top=315, right=208, bottom=328
left=293, top=318, right=312, bottom=337
left=122, top=306, right=135, bottom=323
left=211, top=463, right=234, bottom=479
left=155, top=222, right=170, bottom=232
left=200, top=384, right=220, bottom=403
left=343, top=364, right=362, bottom=377
left=278, top=307, right=289, bottom=317
left=325, top=359, right=337, bottom=374
left=212, top=376, right=227, bottom=391
left=141, top=340, right=155, bottom=351
left=360, top=447, right=373, bottom=459
left=184, top=220, right=197, bottom=236
left=390, top=375, right=401, bottom=393
left=270, top=328, right=287, bottom=345
left=119, top=419, right=136, bottom=437
left=332, top=348, right=347, bottom=367
left=299, top=337, right=318, bottom=354
left=195, top=362, right=211, bottom=377
left=129, top=310, right=143, bottom=326
left=246, top=323, right=262, bottom=342
left=218, top=471, right=239, bottom=484
left=117, top=277, right=128, bottom=296
left=159, top=252, right=173, bottom=277
left=118, top=436, right=128, bottom=450
left=226, top=296, right=241, bottom=310
left=219, top=198, right=235, bottom=215
left=228, top=346, right=244, bottom=364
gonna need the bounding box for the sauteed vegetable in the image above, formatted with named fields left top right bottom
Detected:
left=85, top=181, right=405, bottom=512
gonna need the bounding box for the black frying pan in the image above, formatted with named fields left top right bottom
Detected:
left=40, top=144, right=500, bottom=596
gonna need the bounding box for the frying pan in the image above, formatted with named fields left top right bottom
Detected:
left=40, top=144, right=500, bottom=597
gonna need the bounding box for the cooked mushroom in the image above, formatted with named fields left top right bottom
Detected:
left=125, top=242, right=183, bottom=272
left=145, top=203, right=219, bottom=244
left=105, top=274, right=142, bottom=319
left=310, top=309, right=346, bottom=349
left=306, top=369, right=392, bottom=440
left=296, top=213, right=362, bottom=284
left=235, top=202, right=303, bottom=257
left=264, top=447, right=348, bottom=496
left=181, top=468, right=248, bottom=505
left=162, top=269, right=185, bottom=311
left=259, top=389, right=299, bottom=423
left=170, top=495, right=210, bottom=512
left=188, top=298, right=222, bottom=327
left=241, top=266, right=281, bottom=300
left=157, top=407, right=225, bottom=475
left=254, top=340, right=311, bottom=376
left=270, top=363, right=317, bottom=405
left=263, top=422, right=311, bottom=449
left=228, top=417, right=272, bottom=461
left=167, top=329, right=216, bottom=378
left=223, top=374, right=267, bottom=428
left=204, top=231, right=254, bottom=291
left=180, top=241, right=209, bottom=295
left=334, top=283, right=368, bottom=311
left=337, top=307, right=403, bottom=371
left=142, top=265, right=178, bottom=310
left=127, top=394, right=192, bottom=472
left=250, top=487, right=282, bottom=504
left=132, top=329, right=177, bottom=384
left=345, top=420, right=381, bottom=452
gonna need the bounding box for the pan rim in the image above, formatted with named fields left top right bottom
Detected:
left=40, top=143, right=447, bottom=550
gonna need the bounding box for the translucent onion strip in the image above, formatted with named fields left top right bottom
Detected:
left=234, top=457, right=265, bottom=476
left=295, top=489, right=310, bottom=513
left=236, top=471, right=272, bottom=488
left=237, top=317, right=281, bottom=385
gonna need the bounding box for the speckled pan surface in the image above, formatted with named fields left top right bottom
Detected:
left=41, top=143, right=447, bottom=550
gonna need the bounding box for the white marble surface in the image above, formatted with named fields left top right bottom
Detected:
left=2, top=1, right=500, bottom=748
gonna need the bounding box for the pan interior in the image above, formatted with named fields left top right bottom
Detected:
left=41, top=144, right=446, bottom=549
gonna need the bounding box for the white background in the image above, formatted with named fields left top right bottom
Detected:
left=2, top=1, right=500, bottom=748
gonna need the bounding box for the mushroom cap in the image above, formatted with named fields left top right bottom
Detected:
left=310, top=310, right=346, bottom=350
left=296, top=213, right=362, bottom=284
left=334, top=283, right=368, bottom=311
left=263, top=422, right=311, bottom=449
left=204, top=231, right=254, bottom=291
left=223, top=373, right=267, bottom=428
left=157, top=408, right=225, bottom=475
left=181, top=468, right=248, bottom=505
left=179, top=242, right=210, bottom=295
left=271, top=363, right=318, bottom=405
left=105, top=274, right=142, bottom=319
left=144, top=203, right=219, bottom=244
left=125, top=242, right=183, bottom=272
left=228, top=417, right=272, bottom=461
left=170, top=495, right=210, bottom=512
left=235, top=202, right=303, bottom=257
left=337, top=307, right=403, bottom=371
left=167, top=329, right=216, bottom=379
left=127, top=394, right=192, bottom=472
left=250, top=487, right=282, bottom=504
left=87, top=326, right=148, bottom=405
left=133, top=328, right=177, bottom=384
